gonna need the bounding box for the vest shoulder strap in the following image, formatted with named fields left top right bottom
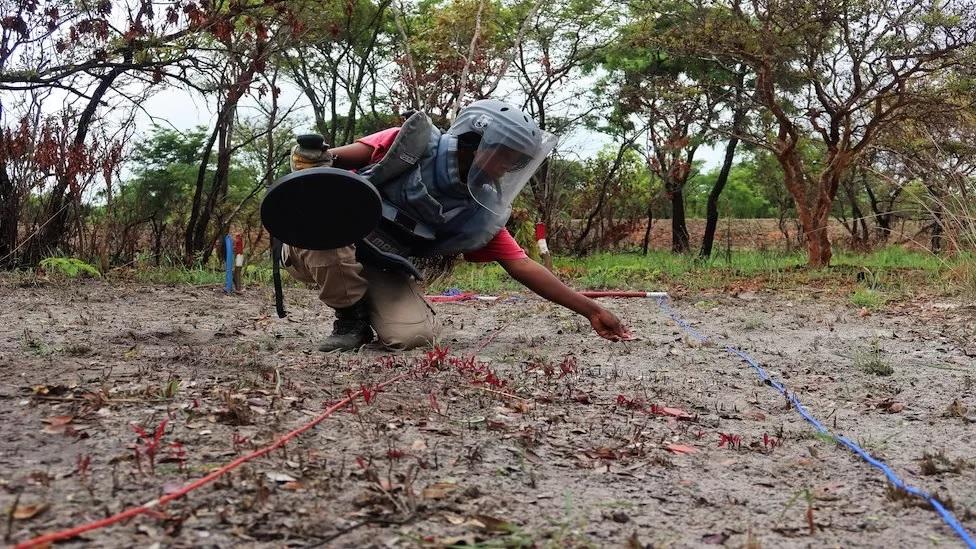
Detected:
left=365, top=112, right=435, bottom=186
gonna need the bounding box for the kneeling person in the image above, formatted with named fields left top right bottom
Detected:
left=283, top=100, right=631, bottom=351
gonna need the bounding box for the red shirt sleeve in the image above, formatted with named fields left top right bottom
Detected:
left=463, top=228, right=529, bottom=263
left=356, top=127, right=401, bottom=164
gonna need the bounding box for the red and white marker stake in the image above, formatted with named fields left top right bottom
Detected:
left=535, top=222, right=550, bottom=256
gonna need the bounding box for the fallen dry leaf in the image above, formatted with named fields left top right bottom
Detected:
left=41, top=415, right=74, bottom=435
left=946, top=399, right=968, bottom=418
left=443, top=512, right=466, bottom=525
left=876, top=399, right=905, bottom=413
left=265, top=472, right=297, bottom=484
left=587, top=447, right=618, bottom=460
left=31, top=385, right=71, bottom=396
left=660, top=407, right=693, bottom=419
left=13, top=503, right=48, bottom=520
left=506, top=400, right=532, bottom=413
left=744, top=409, right=767, bottom=421
left=665, top=444, right=698, bottom=455
left=422, top=482, right=458, bottom=500
left=436, top=534, right=477, bottom=545
left=469, top=514, right=512, bottom=533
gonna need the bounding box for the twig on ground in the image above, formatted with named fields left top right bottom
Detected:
left=4, top=489, right=22, bottom=542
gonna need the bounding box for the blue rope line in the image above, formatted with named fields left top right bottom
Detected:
left=655, top=297, right=976, bottom=548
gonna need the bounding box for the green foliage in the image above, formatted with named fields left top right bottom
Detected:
left=430, top=246, right=958, bottom=295
left=561, top=146, right=654, bottom=252
left=684, top=164, right=775, bottom=218
left=39, top=257, right=101, bottom=278
left=111, top=126, right=209, bottom=249
left=850, top=288, right=886, bottom=309
left=131, top=263, right=279, bottom=286
left=106, top=124, right=266, bottom=265
left=393, top=0, right=515, bottom=120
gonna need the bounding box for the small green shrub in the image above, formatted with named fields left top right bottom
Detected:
left=851, top=288, right=886, bottom=309
left=854, top=341, right=894, bottom=376
left=39, top=257, right=100, bottom=278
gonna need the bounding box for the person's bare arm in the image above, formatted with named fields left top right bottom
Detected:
left=328, top=142, right=375, bottom=170
left=497, top=257, right=632, bottom=341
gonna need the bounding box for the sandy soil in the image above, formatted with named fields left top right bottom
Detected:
left=1, top=276, right=974, bottom=548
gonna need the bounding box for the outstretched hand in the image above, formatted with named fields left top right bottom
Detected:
left=588, top=307, right=633, bottom=342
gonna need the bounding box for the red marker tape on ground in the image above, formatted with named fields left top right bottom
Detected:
left=14, top=372, right=412, bottom=548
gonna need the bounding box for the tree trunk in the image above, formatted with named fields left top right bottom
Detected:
left=701, top=71, right=746, bottom=259
left=196, top=116, right=236, bottom=264
left=185, top=121, right=223, bottom=264
left=641, top=200, right=653, bottom=256
left=0, top=164, right=17, bottom=268
left=527, top=159, right=552, bottom=234
left=929, top=185, right=945, bottom=253
left=855, top=205, right=869, bottom=248
left=700, top=134, right=740, bottom=258
left=842, top=177, right=869, bottom=250
left=781, top=149, right=846, bottom=267
left=781, top=158, right=825, bottom=266
left=151, top=218, right=164, bottom=267
left=669, top=185, right=690, bottom=253
left=184, top=61, right=252, bottom=265
left=806, top=215, right=833, bottom=267
left=328, top=59, right=340, bottom=145
left=863, top=178, right=897, bottom=243
left=931, top=219, right=944, bottom=253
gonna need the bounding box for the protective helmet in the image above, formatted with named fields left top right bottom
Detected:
left=446, top=99, right=556, bottom=215
left=448, top=99, right=543, bottom=161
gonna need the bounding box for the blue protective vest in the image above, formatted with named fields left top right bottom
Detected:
left=362, top=119, right=510, bottom=257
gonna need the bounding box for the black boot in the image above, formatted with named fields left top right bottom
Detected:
left=319, top=298, right=374, bottom=352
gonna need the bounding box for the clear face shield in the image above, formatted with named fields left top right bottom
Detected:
left=465, top=128, right=557, bottom=216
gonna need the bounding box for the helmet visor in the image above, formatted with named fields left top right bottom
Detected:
left=466, top=130, right=557, bottom=216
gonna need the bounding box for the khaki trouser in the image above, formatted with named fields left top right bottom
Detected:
left=282, top=244, right=437, bottom=350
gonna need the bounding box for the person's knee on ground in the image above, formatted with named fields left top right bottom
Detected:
left=374, top=322, right=436, bottom=351
left=364, top=268, right=438, bottom=352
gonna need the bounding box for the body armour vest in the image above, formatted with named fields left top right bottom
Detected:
left=360, top=112, right=511, bottom=257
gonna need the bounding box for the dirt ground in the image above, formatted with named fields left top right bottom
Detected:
left=1, top=275, right=974, bottom=548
